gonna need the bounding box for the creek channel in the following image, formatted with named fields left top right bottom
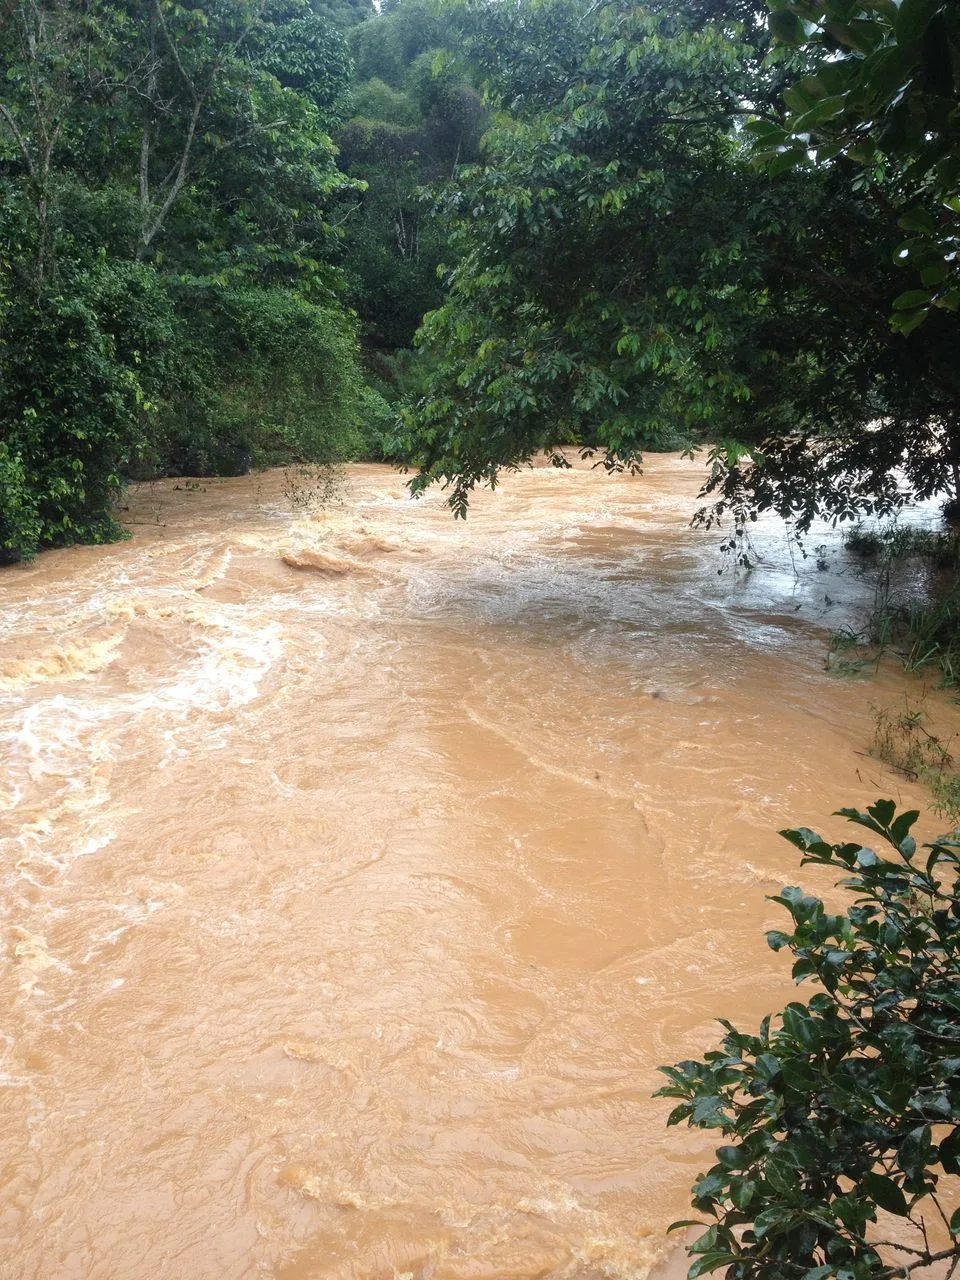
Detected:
left=1, top=454, right=956, bottom=1279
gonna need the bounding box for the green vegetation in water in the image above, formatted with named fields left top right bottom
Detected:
left=827, top=524, right=960, bottom=691
left=872, top=702, right=960, bottom=829
left=658, top=800, right=960, bottom=1279
left=893, top=591, right=960, bottom=690
left=844, top=528, right=960, bottom=571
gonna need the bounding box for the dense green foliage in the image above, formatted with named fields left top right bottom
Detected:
left=658, top=800, right=960, bottom=1279
left=759, top=0, right=960, bottom=333
left=0, top=0, right=371, bottom=558
left=397, top=0, right=960, bottom=536
left=5, top=0, right=960, bottom=564
left=334, top=0, right=484, bottom=423
left=5, top=9, right=960, bottom=1273
left=703, top=0, right=960, bottom=532
left=401, top=4, right=750, bottom=510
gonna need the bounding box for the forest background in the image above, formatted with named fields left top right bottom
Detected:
left=0, top=0, right=957, bottom=561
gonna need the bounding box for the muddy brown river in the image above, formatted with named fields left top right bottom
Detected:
left=1, top=455, right=956, bottom=1280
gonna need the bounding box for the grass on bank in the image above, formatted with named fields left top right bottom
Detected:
left=825, top=521, right=960, bottom=828
left=827, top=523, right=960, bottom=689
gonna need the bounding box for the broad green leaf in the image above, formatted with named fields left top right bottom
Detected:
left=862, top=1171, right=908, bottom=1215
left=688, top=1254, right=739, bottom=1279
left=893, top=289, right=935, bottom=310
left=939, top=1127, right=960, bottom=1174
left=732, top=1178, right=759, bottom=1209
left=897, top=1124, right=932, bottom=1180
left=868, top=799, right=897, bottom=827
left=896, top=0, right=943, bottom=50
left=769, top=8, right=806, bottom=44
left=716, top=1145, right=748, bottom=1168
left=891, top=306, right=930, bottom=334
left=898, top=207, right=936, bottom=234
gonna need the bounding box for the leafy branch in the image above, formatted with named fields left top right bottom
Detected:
left=658, top=800, right=960, bottom=1279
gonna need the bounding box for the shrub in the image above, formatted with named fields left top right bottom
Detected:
left=0, top=266, right=370, bottom=557
left=0, top=443, right=41, bottom=563
left=845, top=525, right=960, bottom=572
left=347, top=77, right=420, bottom=126
left=0, top=264, right=174, bottom=557
left=358, top=347, right=437, bottom=458
left=356, top=383, right=398, bottom=459
left=159, top=284, right=366, bottom=476
left=658, top=801, right=960, bottom=1279
left=832, top=524, right=960, bottom=689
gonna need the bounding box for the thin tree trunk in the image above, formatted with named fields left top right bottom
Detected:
left=137, top=0, right=261, bottom=254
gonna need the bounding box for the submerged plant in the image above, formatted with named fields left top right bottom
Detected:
left=829, top=524, right=960, bottom=690
left=873, top=703, right=960, bottom=829
left=845, top=526, right=960, bottom=573
left=281, top=461, right=347, bottom=513
left=658, top=801, right=960, bottom=1279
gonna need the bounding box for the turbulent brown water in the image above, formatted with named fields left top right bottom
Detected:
left=2, top=455, right=957, bottom=1280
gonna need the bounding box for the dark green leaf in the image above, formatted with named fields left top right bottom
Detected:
left=896, top=0, right=943, bottom=50
left=862, top=1171, right=908, bottom=1216
left=893, top=289, right=935, bottom=310
left=716, top=1145, right=747, bottom=1169
left=939, top=1127, right=960, bottom=1174
left=897, top=1124, right=932, bottom=1180
left=891, top=306, right=930, bottom=334
left=688, top=1254, right=739, bottom=1279
left=898, top=207, right=936, bottom=234
left=770, top=8, right=807, bottom=44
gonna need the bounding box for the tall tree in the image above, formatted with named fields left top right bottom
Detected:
left=396, top=0, right=960, bottom=535
left=0, top=0, right=368, bottom=559
left=335, top=0, right=485, bottom=352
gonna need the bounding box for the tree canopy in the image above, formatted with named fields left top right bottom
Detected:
left=394, top=0, right=960, bottom=536
left=3, top=0, right=960, bottom=556
left=758, top=0, right=960, bottom=333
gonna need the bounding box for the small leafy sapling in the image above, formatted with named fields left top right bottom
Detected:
left=657, top=800, right=960, bottom=1279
